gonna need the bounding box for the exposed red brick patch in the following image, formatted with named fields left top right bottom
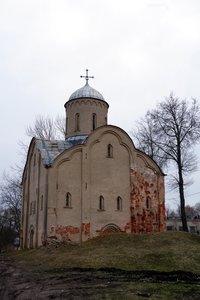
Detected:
left=130, top=168, right=166, bottom=233
left=49, top=225, right=80, bottom=241
left=82, top=223, right=90, bottom=235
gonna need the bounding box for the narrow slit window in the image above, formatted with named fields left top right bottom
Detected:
left=117, top=196, right=122, bottom=211
left=107, top=144, right=113, bottom=158
left=75, top=113, right=80, bottom=131
left=99, top=195, right=104, bottom=210
left=40, top=195, right=43, bottom=211
left=92, top=113, right=97, bottom=130
left=146, top=196, right=151, bottom=209
left=66, top=192, right=72, bottom=208
left=30, top=201, right=36, bottom=215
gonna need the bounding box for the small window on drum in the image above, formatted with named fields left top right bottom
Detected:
left=92, top=113, right=97, bottom=130
left=75, top=113, right=80, bottom=131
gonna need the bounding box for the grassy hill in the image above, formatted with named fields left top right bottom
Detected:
left=13, top=231, right=200, bottom=273
left=6, top=232, right=200, bottom=299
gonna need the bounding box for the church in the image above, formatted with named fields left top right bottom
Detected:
left=21, top=70, right=166, bottom=248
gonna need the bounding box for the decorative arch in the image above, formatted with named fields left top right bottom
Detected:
left=136, top=152, right=162, bottom=175
left=89, top=128, right=134, bottom=164
left=101, top=223, right=121, bottom=234
left=54, top=147, right=82, bottom=167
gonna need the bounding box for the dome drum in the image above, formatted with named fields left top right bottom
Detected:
left=64, top=83, right=109, bottom=138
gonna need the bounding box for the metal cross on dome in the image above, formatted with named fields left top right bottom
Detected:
left=80, top=69, right=94, bottom=84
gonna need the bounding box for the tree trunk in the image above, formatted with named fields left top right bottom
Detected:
left=178, top=167, right=188, bottom=232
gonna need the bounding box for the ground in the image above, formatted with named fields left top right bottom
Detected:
left=1, top=232, right=200, bottom=299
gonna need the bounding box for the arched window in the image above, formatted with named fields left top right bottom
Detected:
left=99, top=195, right=104, bottom=210
left=117, top=196, right=122, bottom=211
left=75, top=113, right=80, bottom=131
left=92, top=113, right=97, bottom=130
left=66, top=192, right=72, bottom=208
left=146, top=196, right=151, bottom=209
left=107, top=144, right=113, bottom=158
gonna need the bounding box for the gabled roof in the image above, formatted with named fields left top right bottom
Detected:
left=36, top=135, right=88, bottom=167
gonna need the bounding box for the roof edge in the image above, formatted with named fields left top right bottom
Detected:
left=64, top=97, right=109, bottom=108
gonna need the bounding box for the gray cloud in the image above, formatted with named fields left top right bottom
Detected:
left=1, top=0, right=200, bottom=207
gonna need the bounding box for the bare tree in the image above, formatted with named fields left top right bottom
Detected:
left=26, top=115, right=56, bottom=140
left=0, top=173, right=21, bottom=236
left=133, top=94, right=200, bottom=231
left=26, top=115, right=65, bottom=140
left=0, top=114, right=65, bottom=249
left=0, top=172, right=22, bottom=249
left=132, top=114, right=168, bottom=168
left=0, top=208, right=17, bottom=250
left=55, top=115, right=66, bottom=139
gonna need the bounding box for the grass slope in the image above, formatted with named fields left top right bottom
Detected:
left=13, top=231, right=200, bottom=273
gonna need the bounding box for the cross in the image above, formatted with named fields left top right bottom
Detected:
left=80, top=69, right=94, bottom=84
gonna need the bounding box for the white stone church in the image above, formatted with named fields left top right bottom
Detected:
left=21, top=70, right=165, bottom=248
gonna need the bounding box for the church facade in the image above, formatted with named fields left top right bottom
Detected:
left=21, top=71, right=166, bottom=248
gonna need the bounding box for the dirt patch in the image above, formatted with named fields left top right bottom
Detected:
left=1, top=254, right=200, bottom=299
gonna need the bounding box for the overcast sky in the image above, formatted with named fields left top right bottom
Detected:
left=1, top=0, right=200, bottom=208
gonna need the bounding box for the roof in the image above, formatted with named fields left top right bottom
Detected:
left=36, top=135, right=88, bottom=167
left=68, top=82, right=105, bottom=101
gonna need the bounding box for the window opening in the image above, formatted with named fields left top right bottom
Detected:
left=30, top=201, right=36, bottom=215
left=146, top=196, right=151, bottom=209
left=75, top=113, right=80, bottom=131
left=117, top=196, right=122, bottom=211
left=92, top=113, right=97, bottom=130
left=66, top=192, right=72, bottom=208
left=99, top=195, right=104, bottom=210
left=32, top=201, right=36, bottom=214
left=107, top=144, right=113, bottom=158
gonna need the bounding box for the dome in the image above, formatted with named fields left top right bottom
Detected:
left=69, top=82, right=105, bottom=101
